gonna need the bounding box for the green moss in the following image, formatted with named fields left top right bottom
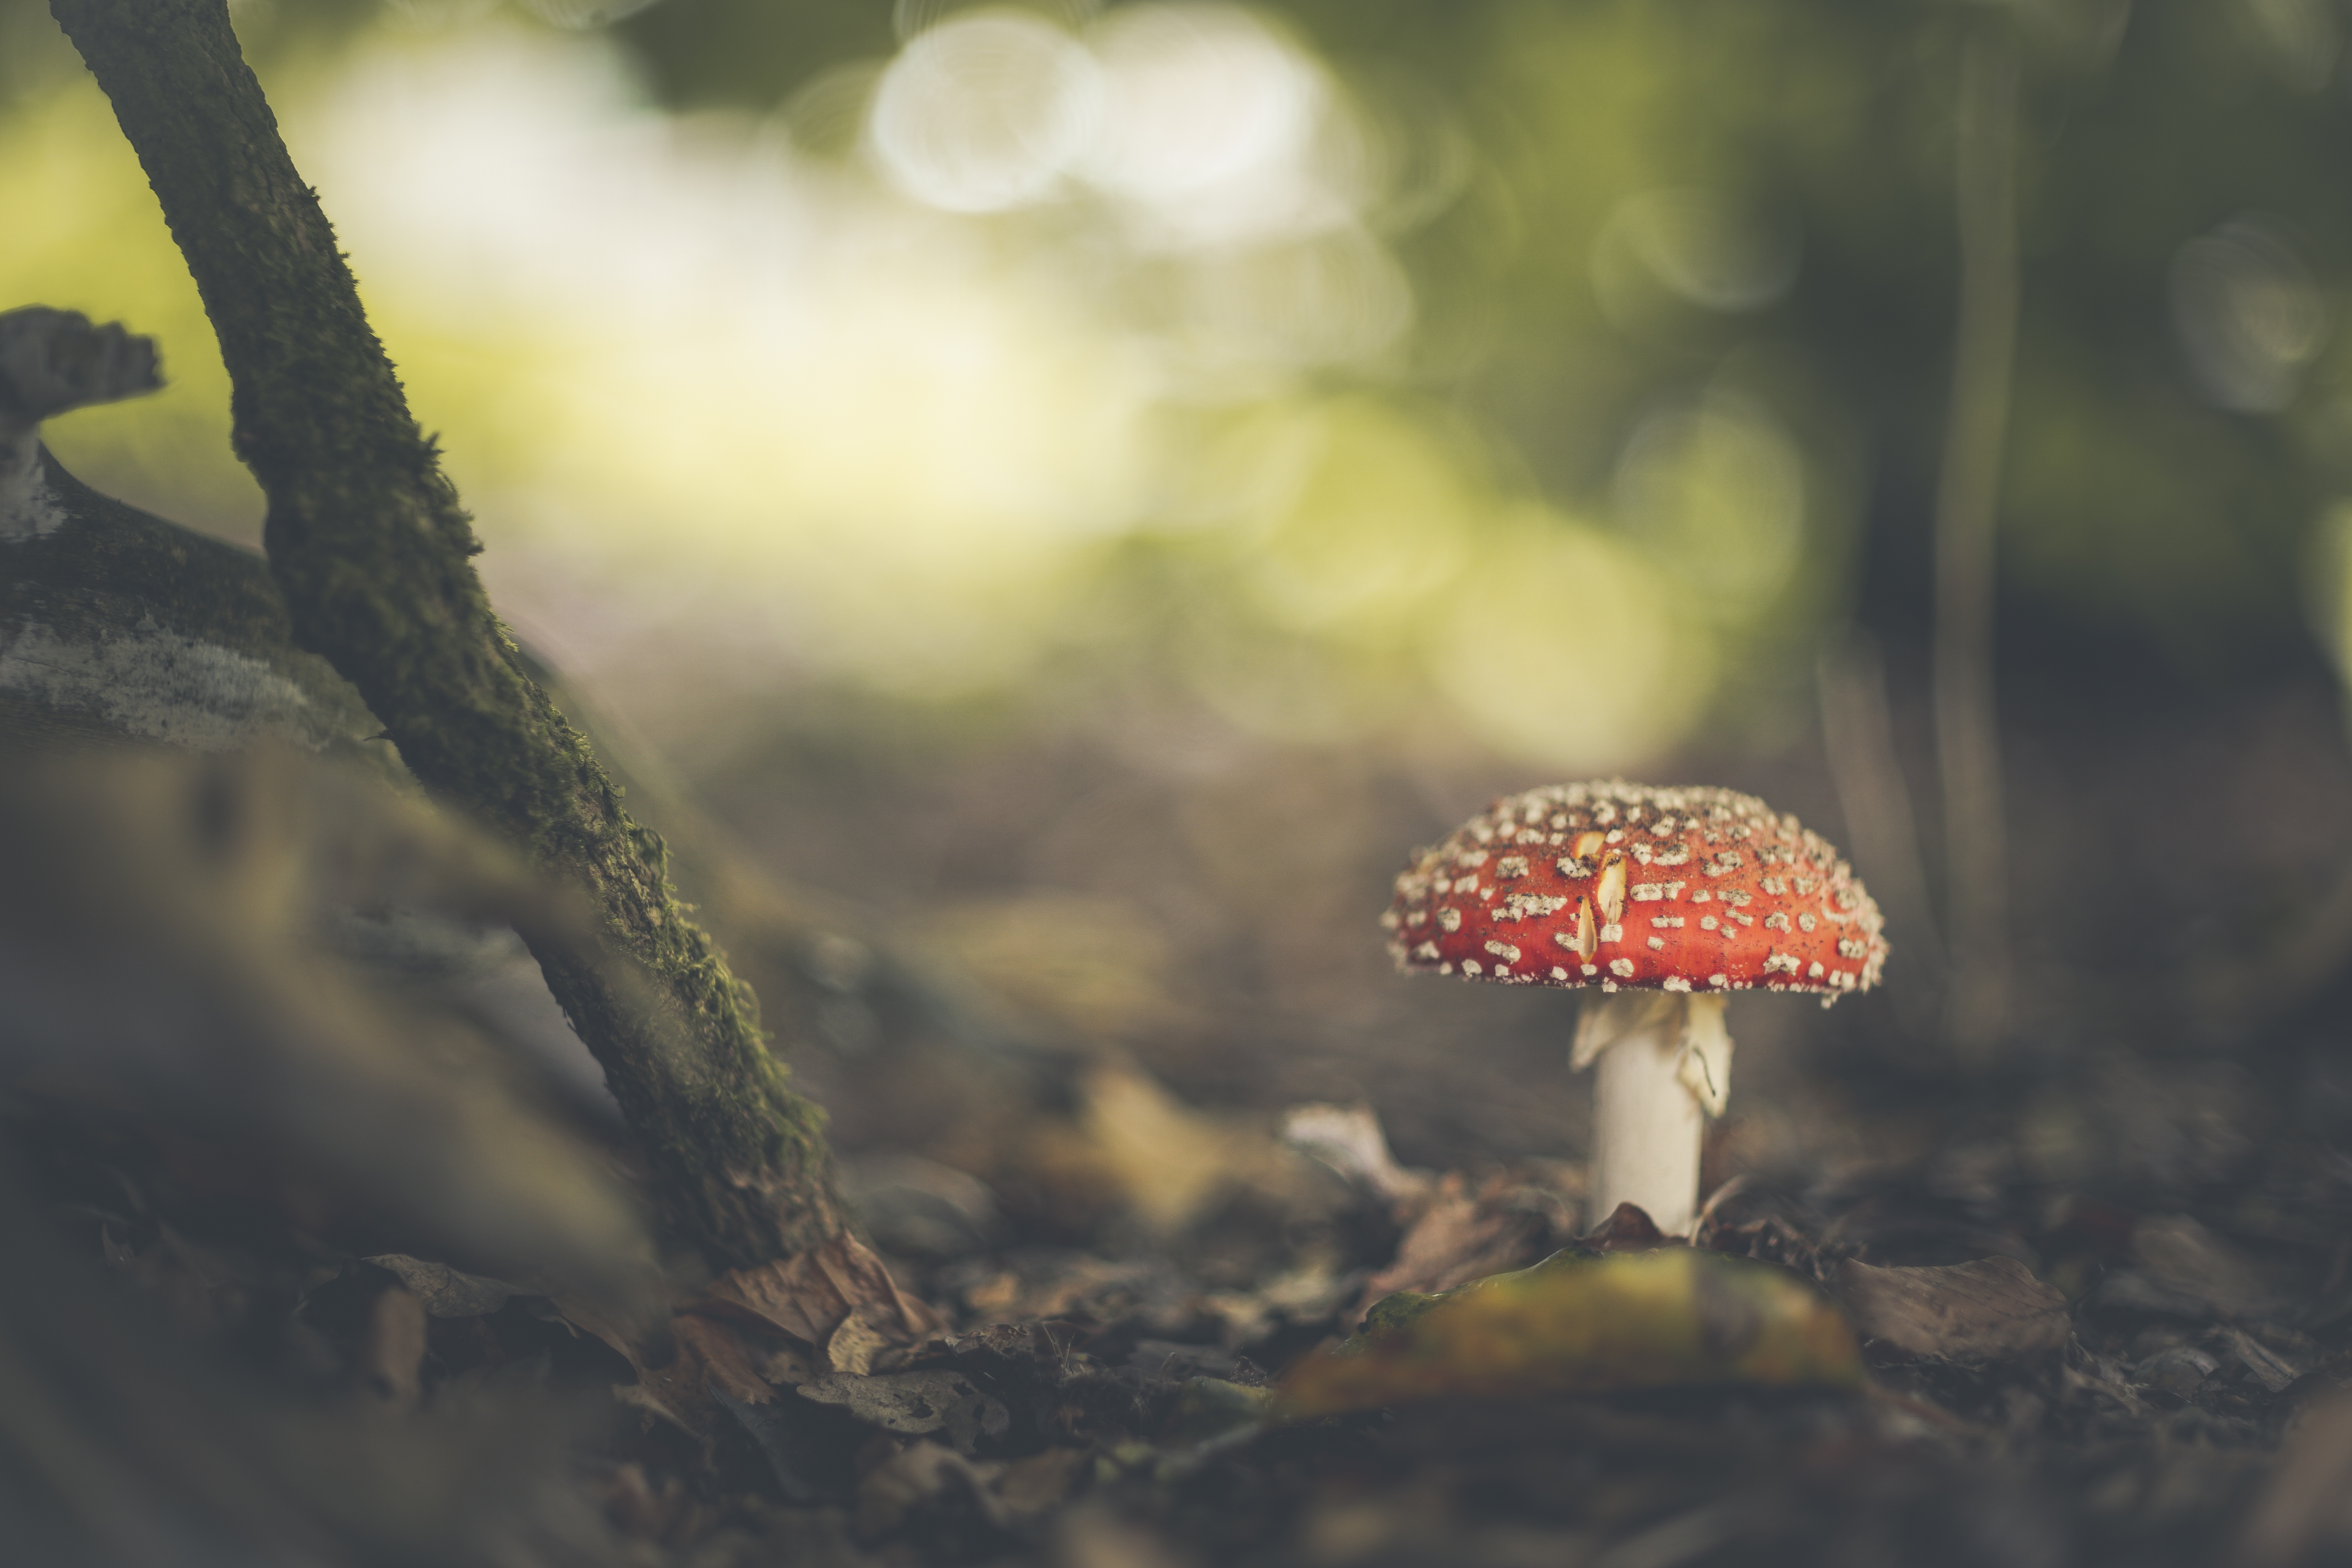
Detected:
left=1, top=450, right=396, bottom=766
left=49, top=0, right=844, bottom=1267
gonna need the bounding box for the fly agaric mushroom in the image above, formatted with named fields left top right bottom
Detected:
left=1382, top=780, right=1886, bottom=1237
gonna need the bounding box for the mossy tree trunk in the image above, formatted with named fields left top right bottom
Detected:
left=47, top=0, right=845, bottom=1268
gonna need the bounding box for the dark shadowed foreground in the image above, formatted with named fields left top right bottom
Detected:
left=5, top=652, right=2352, bottom=1568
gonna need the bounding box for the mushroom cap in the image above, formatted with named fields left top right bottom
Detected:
left=1382, top=779, right=1887, bottom=1000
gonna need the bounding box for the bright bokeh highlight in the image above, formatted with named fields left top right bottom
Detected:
left=2, top=0, right=1839, bottom=774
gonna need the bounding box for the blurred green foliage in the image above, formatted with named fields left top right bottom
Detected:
left=9, top=0, right=2350, bottom=766
left=617, top=0, right=2352, bottom=678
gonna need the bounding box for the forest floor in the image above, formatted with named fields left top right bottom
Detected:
left=8, top=659, right=2352, bottom=1568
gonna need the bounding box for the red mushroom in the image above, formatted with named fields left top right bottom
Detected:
left=1382, top=780, right=1886, bottom=1236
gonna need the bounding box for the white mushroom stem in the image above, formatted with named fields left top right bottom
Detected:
left=1572, top=992, right=1733, bottom=1237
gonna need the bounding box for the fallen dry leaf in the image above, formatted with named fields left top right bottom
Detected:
left=622, top=1233, right=951, bottom=1430
left=635, top=1311, right=777, bottom=1418
left=1278, top=1248, right=1862, bottom=1420
left=2220, top=1326, right=2305, bottom=1393
left=1581, top=1201, right=1674, bottom=1253
left=694, top=1230, right=944, bottom=1349
left=827, top=1311, right=889, bottom=1375
left=1281, top=1102, right=1433, bottom=1206
left=1353, top=1171, right=1559, bottom=1318
left=539, top=1289, right=656, bottom=1367
left=2131, top=1214, right=2276, bottom=1321
left=797, top=1369, right=1010, bottom=1451
left=1831, top=1256, right=2070, bottom=1361
left=953, top=1252, right=1185, bottom=1327
left=364, top=1254, right=517, bottom=1318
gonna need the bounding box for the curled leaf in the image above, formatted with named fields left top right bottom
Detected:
left=693, top=1230, right=944, bottom=1350
left=1274, top=1248, right=1861, bottom=1420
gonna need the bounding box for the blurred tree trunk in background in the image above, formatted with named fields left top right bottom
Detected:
left=1933, top=17, right=2019, bottom=1061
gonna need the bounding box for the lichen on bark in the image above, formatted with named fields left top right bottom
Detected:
left=47, top=0, right=844, bottom=1267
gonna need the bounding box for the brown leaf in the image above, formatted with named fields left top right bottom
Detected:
left=635, top=1311, right=776, bottom=1421
left=2221, top=1326, right=2305, bottom=1394
left=626, top=1232, right=950, bottom=1432
left=797, top=1369, right=1011, bottom=1452
left=1831, top=1256, right=2070, bottom=1361
left=694, top=1230, right=945, bottom=1349
left=2131, top=1214, right=2276, bottom=1320
left=362, top=1283, right=428, bottom=1408
left=1281, top=1102, right=1434, bottom=1205
left=1354, top=1172, right=1553, bottom=1318
left=828, top=1312, right=888, bottom=1376
left=540, top=1290, right=654, bottom=1368
left=1581, top=1202, right=1673, bottom=1253
left=364, top=1255, right=517, bottom=1318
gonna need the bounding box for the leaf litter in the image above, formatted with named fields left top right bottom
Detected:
left=9, top=748, right=2352, bottom=1566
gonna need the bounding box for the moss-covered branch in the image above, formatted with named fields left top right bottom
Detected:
left=47, top=0, right=844, bottom=1267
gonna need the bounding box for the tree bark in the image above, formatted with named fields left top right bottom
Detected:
left=47, top=0, right=844, bottom=1267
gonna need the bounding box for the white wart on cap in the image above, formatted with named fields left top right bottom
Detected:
left=1382, top=779, right=1886, bottom=1005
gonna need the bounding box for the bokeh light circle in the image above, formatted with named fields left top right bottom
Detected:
left=1083, top=7, right=1316, bottom=199
left=1423, top=508, right=1713, bottom=771
left=868, top=12, right=1104, bottom=213
left=2170, top=218, right=2328, bottom=415
left=1612, top=395, right=1806, bottom=619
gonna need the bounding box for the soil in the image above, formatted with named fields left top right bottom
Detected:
left=7, top=655, right=2352, bottom=1568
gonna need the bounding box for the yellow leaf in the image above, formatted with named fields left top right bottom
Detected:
left=1272, top=1248, right=1861, bottom=1419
